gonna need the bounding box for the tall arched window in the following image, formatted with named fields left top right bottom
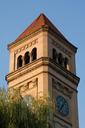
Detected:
left=31, top=47, right=37, bottom=61
left=17, top=55, right=23, bottom=69
left=58, top=53, right=63, bottom=65
left=64, top=57, right=69, bottom=69
left=24, top=52, right=30, bottom=65
left=52, top=48, right=57, bottom=61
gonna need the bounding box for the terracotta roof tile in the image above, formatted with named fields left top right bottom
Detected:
left=13, top=13, right=77, bottom=53
left=15, top=13, right=66, bottom=42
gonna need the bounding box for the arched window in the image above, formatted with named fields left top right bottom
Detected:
left=52, top=48, right=57, bottom=61
left=24, top=52, right=30, bottom=65
left=31, top=47, right=37, bottom=61
left=58, top=53, right=63, bottom=65
left=64, top=57, right=69, bottom=69
left=17, top=55, right=23, bottom=69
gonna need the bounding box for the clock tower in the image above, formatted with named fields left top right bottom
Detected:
left=6, top=13, right=80, bottom=128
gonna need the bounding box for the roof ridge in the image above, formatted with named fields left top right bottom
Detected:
left=14, top=13, right=70, bottom=46
left=15, top=13, right=46, bottom=42
left=8, top=13, right=77, bottom=52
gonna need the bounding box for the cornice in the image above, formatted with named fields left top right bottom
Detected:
left=6, top=57, right=80, bottom=85
left=48, top=58, right=80, bottom=86
left=6, top=57, right=44, bottom=82
left=48, top=29, right=77, bottom=53
left=7, top=26, right=48, bottom=50
left=49, top=37, right=72, bottom=57
left=7, top=25, right=77, bottom=53
left=14, top=38, right=38, bottom=55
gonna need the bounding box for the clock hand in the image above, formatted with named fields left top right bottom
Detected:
left=59, top=102, right=65, bottom=112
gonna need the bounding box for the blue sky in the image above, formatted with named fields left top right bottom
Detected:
left=0, top=0, right=85, bottom=127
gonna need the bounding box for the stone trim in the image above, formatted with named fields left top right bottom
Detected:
left=50, top=73, right=77, bottom=92
left=14, top=39, right=38, bottom=54
left=7, top=27, right=47, bottom=50
left=6, top=57, right=80, bottom=85
left=52, top=79, right=73, bottom=98
left=8, top=78, right=38, bottom=99
left=50, top=37, right=72, bottom=57
left=48, top=29, right=77, bottom=53
left=53, top=116, right=72, bottom=127
left=8, top=26, right=77, bottom=53
left=19, top=78, right=38, bottom=93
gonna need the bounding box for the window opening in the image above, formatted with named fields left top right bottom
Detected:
left=64, top=57, right=69, bottom=70
left=24, top=52, right=30, bottom=65
left=52, top=48, right=57, bottom=61
left=58, top=53, right=63, bottom=65
left=31, top=48, right=37, bottom=61
left=17, top=55, right=23, bottom=69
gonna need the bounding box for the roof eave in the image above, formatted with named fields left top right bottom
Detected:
left=7, top=26, right=48, bottom=50
left=7, top=25, right=77, bottom=53
left=48, top=27, right=78, bottom=53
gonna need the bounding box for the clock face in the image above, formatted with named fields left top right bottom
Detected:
left=56, top=96, right=69, bottom=117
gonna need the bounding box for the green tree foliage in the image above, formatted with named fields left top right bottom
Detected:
left=0, top=88, right=53, bottom=128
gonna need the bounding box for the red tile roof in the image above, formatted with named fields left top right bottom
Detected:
left=15, top=13, right=66, bottom=42
left=11, top=13, right=77, bottom=53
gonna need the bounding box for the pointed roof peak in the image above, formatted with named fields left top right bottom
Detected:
left=15, top=13, right=57, bottom=42
left=13, top=13, right=77, bottom=52
left=38, top=12, right=47, bottom=19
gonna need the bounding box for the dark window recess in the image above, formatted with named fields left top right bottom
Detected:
left=24, top=52, right=30, bottom=64
left=17, top=55, right=23, bottom=69
left=64, top=57, right=68, bottom=69
left=31, top=48, right=37, bottom=61
left=58, top=53, right=63, bottom=65
left=52, top=48, right=57, bottom=61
